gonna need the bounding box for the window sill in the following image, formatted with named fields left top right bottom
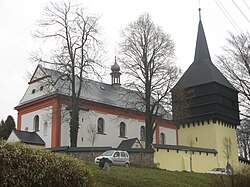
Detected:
left=97, top=132, right=106, bottom=135
left=119, top=136, right=128, bottom=139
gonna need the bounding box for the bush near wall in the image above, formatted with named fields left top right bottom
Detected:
left=0, top=141, right=94, bottom=187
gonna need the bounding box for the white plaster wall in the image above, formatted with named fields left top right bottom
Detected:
left=20, top=106, right=52, bottom=148
left=20, top=82, right=46, bottom=104
left=60, top=108, right=176, bottom=148
left=159, top=126, right=177, bottom=145
left=7, top=132, right=19, bottom=143
left=78, top=110, right=146, bottom=147
left=60, top=109, right=147, bottom=147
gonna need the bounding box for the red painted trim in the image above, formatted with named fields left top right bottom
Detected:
left=83, top=100, right=146, bottom=121
left=16, top=96, right=55, bottom=130
left=28, top=65, right=49, bottom=84
left=15, top=95, right=55, bottom=113
left=156, top=125, right=160, bottom=144
left=28, top=75, right=50, bottom=84
left=16, top=94, right=62, bottom=148
left=17, top=112, right=22, bottom=130
left=28, top=65, right=50, bottom=84
left=51, top=95, right=61, bottom=147
left=176, top=129, right=179, bottom=145
left=16, top=93, right=177, bottom=147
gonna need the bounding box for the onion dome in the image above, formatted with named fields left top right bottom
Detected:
left=111, top=59, right=120, bottom=72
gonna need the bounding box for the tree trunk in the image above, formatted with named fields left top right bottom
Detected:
left=145, top=112, right=153, bottom=149
left=70, top=96, right=79, bottom=147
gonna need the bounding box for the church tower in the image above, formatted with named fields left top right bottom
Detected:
left=110, top=57, right=121, bottom=89
left=172, top=14, right=240, bottom=168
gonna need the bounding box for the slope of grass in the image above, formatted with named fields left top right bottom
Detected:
left=86, top=164, right=219, bottom=187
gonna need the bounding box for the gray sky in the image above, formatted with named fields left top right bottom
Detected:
left=0, top=0, right=249, bottom=122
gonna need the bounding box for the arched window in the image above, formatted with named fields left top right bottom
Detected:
left=44, top=122, right=48, bottom=136
left=140, top=126, right=145, bottom=141
left=33, top=115, right=39, bottom=132
left=97, top=118, right=104, bottom=134
left=160, top=133, right=165, bottom=144
left=120, top=122, right=126, bottom=137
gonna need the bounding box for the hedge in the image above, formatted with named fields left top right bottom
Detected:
left=0, top=141, right=94, bottom=187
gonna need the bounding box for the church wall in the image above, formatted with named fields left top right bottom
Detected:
left=60, top=108, right=148, bottom=147
left=20, top=107, right=53, bottom=148
left=59, top=106, right=177, bottom=148
left=154, top=148, right=218, bottom=173
left=159, top=126, right=177, bottom=145
left=19, top=81, right=49, bottom=105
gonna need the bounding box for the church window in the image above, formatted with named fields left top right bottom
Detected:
left=33, top=115, right=39, bottom=132
left=160, top=133, right=166, bottom=144
left=140, top=126, right=145, bottom=141
left=119, top=122, right=126, bottom=137
left=40, top=86, right=44, bottom=91
left=97, top=118, right=104, bottom=134
left=44, top=122, right=48, bottom=136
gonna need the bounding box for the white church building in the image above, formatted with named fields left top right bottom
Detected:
left=12, top=62, right=177, bottom=148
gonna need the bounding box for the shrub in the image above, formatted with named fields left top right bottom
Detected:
left=213, top=167, right=250, bottom=187
left=0, top=141, right=94, bottom=187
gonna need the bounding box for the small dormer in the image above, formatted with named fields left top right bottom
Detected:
left=110, top=57, right=121, bottom=89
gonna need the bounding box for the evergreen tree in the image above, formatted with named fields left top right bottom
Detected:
left=0, top=115, right=16, bottom=140
left=0, top=119, right=5, bottom=139
left=5, top=115, right=16, bottom=138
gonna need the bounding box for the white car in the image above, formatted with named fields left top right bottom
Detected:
left=207, top=168, right=228, bottom=175
left=95, top=150, right=130, bottom=167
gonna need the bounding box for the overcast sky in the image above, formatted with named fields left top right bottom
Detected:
left=0, top=0, right=249, bottom=122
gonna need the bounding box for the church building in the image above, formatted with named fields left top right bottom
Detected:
left=9, top=12, right=249, bottom=173
left=13, top=59, right=177, bottom=149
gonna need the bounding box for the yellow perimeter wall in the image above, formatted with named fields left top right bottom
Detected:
left=154, top=148, right=218, bottom=173
left=178, top=120, right=238, bottom=169
left=154, top=120, right=250, bottom=173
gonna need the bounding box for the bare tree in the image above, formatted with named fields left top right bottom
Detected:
left=87, top=124, right=98, bottom=148
left=87, top=123, right=98, bottom=159
left=187, top=135, right=195, bottom=172
left=217, top=32, right=250, bottom=118
left=223, top=136, right=232, bottom=168
left=119, top=13, right=181, bottom=149
left=237, top=119, right=250, bottom=160
left=32, top=1, right=103, bottom=147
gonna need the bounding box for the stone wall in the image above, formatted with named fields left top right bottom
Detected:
left=128, top=150, right=154, bottom=167
left=50, top=147, right=155, bottom=167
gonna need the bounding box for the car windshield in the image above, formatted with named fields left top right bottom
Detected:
left=101, top=150, right=115, bottom=156
left=212, top=168, right=223, bottom=171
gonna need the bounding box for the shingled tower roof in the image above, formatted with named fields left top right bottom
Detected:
left=173, top=20, right=236, bottom=91
left=172, top=17, right=239, bottom=126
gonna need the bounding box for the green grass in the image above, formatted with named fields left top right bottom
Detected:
left=86, top=163, right=221, bottom=187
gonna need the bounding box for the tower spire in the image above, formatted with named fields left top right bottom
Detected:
left=199, top=8, right=201, bottom=21
left=194, top=17, right=211, bottom=63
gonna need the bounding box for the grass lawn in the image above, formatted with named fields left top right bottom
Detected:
left=86, top=163, right=222, bottom=187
